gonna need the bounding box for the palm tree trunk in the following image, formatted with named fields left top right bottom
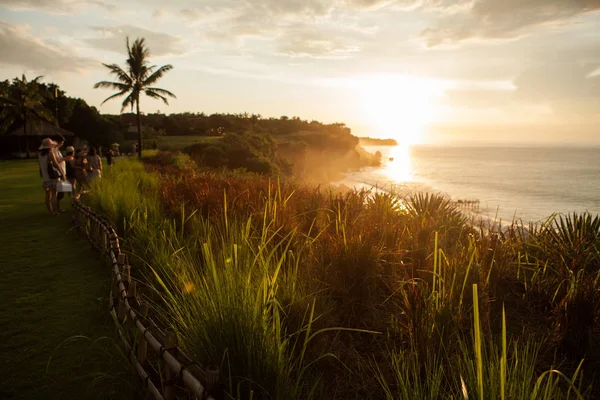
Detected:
left=24, top=111, right=30, bottom=158
left=136, top=96, right=142, bottom=159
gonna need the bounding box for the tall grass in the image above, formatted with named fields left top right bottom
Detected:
left=376, top=286, right=589, bottom=400
left=86, top=158, right=161, bottom=233
left=85, top=154, right=599, bottom=399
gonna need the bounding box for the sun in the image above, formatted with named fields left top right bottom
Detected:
left=357, top=75, right=442, bottom=145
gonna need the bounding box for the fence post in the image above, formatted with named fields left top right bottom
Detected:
left=111, top=235, right=120, bottom=257
left=118, top=253, right=128, bottom=268
left=101, top=228, right=107, bottom=252
left=94, top=219, right=99, bottom=248
left=117, top=265, right=130, bottom=323
left=117, top=295, right=126, bottom=323
left=115, top=254, right=126, bottom=322
left=127, top=281, right=137, bottom=331
left=137, top=301, right=149, bottom=364
left=129, top=281, right=137, bottom=306
left=162, top=328, right=178, bottom=400
left=96, top=219, right=100, bottom=249
left=105, top=231, right=112, bottom=266
left=122, top=265, right=131, bottom=294
left=206, top=365, right=220, bottom=393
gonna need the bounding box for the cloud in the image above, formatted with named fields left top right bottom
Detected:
left=420, top=0, right=600, bottom=47
left=442, top=87, right=514, bottom=109
left=179, top=8, right=202, bottom=21
left=0, top=20, right=96, bottom=72
left=176, top=0, right=377, bottom=60
left=0, top=0, right=77, bottom=12
left=514, top=62, right=600, bottom=116
left=86, top=25, right=186, bottom=56
left=152, top=8, right=164, bottom=18
left=0, top=0, right=116, bottom=13
left=277, top=28, right=360, bottom=58
left=344, top=0, right=398, bottom=9
left=443, top=60, right=600, bottom=123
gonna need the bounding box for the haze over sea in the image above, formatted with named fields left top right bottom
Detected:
left=338, top=144, right=600, bottom=224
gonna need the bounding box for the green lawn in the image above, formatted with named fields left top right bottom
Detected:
left=0, top=160, right=139, bottom=399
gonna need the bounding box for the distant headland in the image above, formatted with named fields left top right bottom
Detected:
left=358, top=137, right=398, bottom=146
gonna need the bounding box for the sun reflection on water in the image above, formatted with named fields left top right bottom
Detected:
left=382, top=145, right=413, bottom=183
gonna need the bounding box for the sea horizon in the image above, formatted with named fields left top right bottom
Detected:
left=338, top=142, right=600, bottom=224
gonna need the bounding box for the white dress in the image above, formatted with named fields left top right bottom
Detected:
left=38, top=153, right=51, bottom=182
left=88, top=155, right=102, bottom=181
left=52, top=147, right=66, bottom=177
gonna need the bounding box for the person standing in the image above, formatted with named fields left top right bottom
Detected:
left=52, top=136, right=72, bottom=212
left=38, top=138, right=61, bottom=215
left=75, top=149, right=89, bottom=190
left=65, top=146, right=77, bottom=197
left=88, top=147, right=103, bottom=181
left=106, top=148, right=114, bottom=168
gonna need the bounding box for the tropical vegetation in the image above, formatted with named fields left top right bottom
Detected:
left=0, top=76, right=123, bottom=151
left=85, top=152, right=600, bottom=399
left=0, top=75, right=55, bottom=157
left=94, top=37, right=176, bottom=158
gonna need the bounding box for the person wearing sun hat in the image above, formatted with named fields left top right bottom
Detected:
left=51, top=134, right=73, bottom=211
left=38, top=137, right=61, bottom=215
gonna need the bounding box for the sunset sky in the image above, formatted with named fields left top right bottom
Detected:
left=1, top=0, right=599, bottom=144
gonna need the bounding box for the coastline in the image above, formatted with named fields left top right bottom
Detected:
left=331, top=144, right=600, bottom=225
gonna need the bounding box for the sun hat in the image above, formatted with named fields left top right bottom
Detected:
left=38, top=138, right=57, bottom=150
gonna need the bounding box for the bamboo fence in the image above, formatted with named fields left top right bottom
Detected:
left=454, top=199, right=480, bottom=211
left=72, top=199, right=220, bottom=400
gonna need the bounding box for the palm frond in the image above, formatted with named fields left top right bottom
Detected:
left=127, top=37, right=151, bottom=80
left=101, top=63, right=133, bottom=85
left=94, top=81, right=131, bottom=91
left=144, top=90, right=169, bottom=105
left=126, top=36, right=133, bottom=62
left=120, top=92, right=136, bottom=113
left=0, top=112, right=16, bottom=131
left=0, top=96, right=17, bottom=106
left=101, top=89, right=130, bottom=105
left=143, top=65, right=174, bottom=86
left=146, top=87, right=176, bottom=99
left=30, top=108, right=55, bottom=124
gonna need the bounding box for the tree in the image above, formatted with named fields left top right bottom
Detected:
left=64, top=98, right=121, bottom=147
left=94, top=37, right=175, bottom=158
left=0, top=75, right=54, bottom=158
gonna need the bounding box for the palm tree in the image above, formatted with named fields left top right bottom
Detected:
left=0, top=75, right=54, bottom=158
left=94, top=37, right=175, bottom=158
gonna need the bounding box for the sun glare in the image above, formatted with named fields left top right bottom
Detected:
left=357, top=75, right=442, bottom=145
left=383, top=144, right=413, bottom=182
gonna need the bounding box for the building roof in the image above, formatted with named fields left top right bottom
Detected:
left=7, top=120, right=75, bottom=137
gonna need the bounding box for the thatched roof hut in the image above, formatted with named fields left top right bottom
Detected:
left=7, top=120, right=75, bottom=138
left=1, top=121, right=75, bottom=159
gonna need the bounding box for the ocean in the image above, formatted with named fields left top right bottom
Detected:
left=335, top=144, right=600, bottom=223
